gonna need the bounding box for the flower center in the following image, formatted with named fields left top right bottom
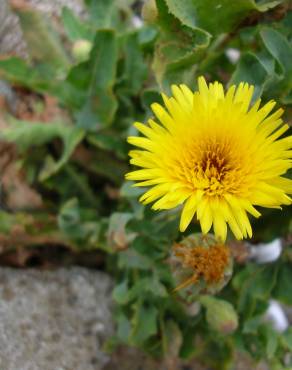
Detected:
left=200, top=148, right=230, bottom=180
left=193, top=139, right=234, bottom=196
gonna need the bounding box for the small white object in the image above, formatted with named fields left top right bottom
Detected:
left=265, top=300, right=289, bottom=332
left=132, top=15, right=143, bottom=28
left=249, top=238, right=282, bottom=264
left=225, top=48, right=240, bottom=64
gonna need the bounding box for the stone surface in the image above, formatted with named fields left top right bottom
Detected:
left=0, top=0, right=27, bottom=57
left=25, top=0, right=85, bottom=16
left=0, top=266, right=270, bottom=370
left=0, top=267, right=113, bottom=370
left=0, top=0, right=86, bottom=57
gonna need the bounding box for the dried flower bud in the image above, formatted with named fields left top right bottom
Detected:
left=200, top=296, right=238, bottom=334
left=171, top=234, right=233, bottom=295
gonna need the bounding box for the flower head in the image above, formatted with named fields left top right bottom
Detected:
left=171, top=234, right=232, bottom=294
left=126, top=77, right=292, bottom=240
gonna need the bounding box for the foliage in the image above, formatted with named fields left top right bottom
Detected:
left=0, top=0, right=291, bottom=368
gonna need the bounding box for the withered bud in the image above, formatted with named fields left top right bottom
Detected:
left=171, top=234, right=233, bottom=295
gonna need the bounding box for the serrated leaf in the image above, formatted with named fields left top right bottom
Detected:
left=40, top=129, right=85, bottom=181
left=1, top=120, right=85, bottom=181
left=0, top=58, right=57, bottom=93
left=164, top=0, right=285, bottom=35
left=153, top=0, right=210, bottom=90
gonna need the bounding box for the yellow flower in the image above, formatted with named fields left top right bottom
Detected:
left=126, top=77, right=292, bottom=241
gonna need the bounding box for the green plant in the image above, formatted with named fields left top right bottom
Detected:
left=0, top=1, right=292, bottom=368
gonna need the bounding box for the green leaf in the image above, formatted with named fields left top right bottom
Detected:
left=138, top=25, right=158, bottom=48
left=62, top=7, right=92, bottom=41
left=260, top=27, right=292, bottom=74
left=153, top=0, right=210, bottom=90
left=281, top=327, right=292, bottom=351
left=116, top=312, right=131, bottom=342
left=273, top=263, right=292, bottom=305
left=85, top=0, right=134, bottom=30
left=229, top=52, right=270, bottom=99
left=85, top=0, right=116, bottom=28
left=113, top=275, right=167, bottom=306
left=113, top=279, right=130, bottom=305
left=128, top=276, right=168, bottom=301
left=245, top=264, right=278, bottom=300
left=163, top=0, right=285, bottom=35
left=1, top=120, right=85, bottom=181
left=118, top=249, right=153, bottom=270
left=87, top=132, right=127, bottom=159
left=0, top=58, right=85, bottom=108
left=233, top=264, right=278, bottom=316
left=141, top=88, right=162, bottom=111
left=130, top=302, right=158, bottom=344
left=261, top=325, right=278, bottom=360
left=121, top=32, right=148, bottom=94
left=72, top=30, right=118, bottom=129
left=58, top=198, right=81, bottom=237
left=57, top=198, right=101, bottom=246
left=71, top=146, right=128, bottom=185
left=0, top=58, right=57, bottom=93
left=243, top=315, right=263, bottom=334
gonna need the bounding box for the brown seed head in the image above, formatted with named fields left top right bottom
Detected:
left=172, top=238, right=231, bottom=291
